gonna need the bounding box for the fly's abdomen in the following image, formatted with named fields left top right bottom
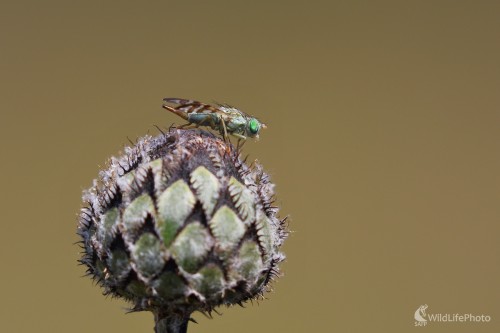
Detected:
left=188, top=113, right=220, bottom=128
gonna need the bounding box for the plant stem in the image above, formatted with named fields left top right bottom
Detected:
left=154, top=310, right=190, bottom=333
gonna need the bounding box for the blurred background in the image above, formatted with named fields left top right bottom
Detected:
left=0, top=1, right=499, bottom=332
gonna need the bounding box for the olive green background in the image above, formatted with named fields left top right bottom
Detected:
left=1, top=1, right=499, bottom=332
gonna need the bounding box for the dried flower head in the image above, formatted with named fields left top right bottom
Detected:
left=77, top=129, right=287, bottom=333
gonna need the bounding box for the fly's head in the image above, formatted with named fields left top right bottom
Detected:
left=246, top=117, right=266, bottom=139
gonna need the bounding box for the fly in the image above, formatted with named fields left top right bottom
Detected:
left=162, top=98, right=266, bottom=142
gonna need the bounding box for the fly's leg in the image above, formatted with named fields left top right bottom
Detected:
left=232, top=133, right=247, bottom=140
left=219, top=116, right=229, bottom=142
left=177, top=122, right=197, bottom=129
left=233, top=134, right=247, bottom=150
left=236, top=138, right=246, bottom=151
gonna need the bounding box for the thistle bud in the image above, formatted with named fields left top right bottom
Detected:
left=77, top=129, right=287, bottom=333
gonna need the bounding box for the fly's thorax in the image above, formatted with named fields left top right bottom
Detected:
left=225, top=115, right=247, bottom=133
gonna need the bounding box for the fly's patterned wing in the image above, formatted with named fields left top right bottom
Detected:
left=163, top=97, right=222, bottom=115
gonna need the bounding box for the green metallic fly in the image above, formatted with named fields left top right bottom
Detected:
left=162, top=98, right=266, bottom=141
